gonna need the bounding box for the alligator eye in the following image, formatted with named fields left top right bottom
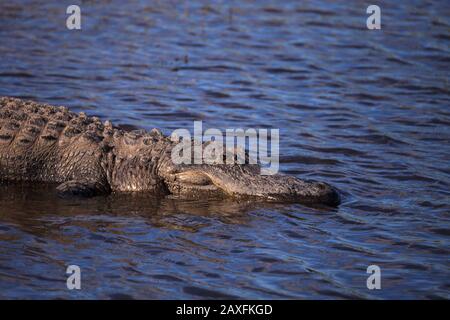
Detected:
left=175, top=171, right=213, bottom=186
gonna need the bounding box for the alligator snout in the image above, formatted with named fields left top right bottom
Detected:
left=162, top=164, right=341, bottom=206
left=246, top=175, right=341, bottom=206
left=301, top=181, right=341, bottom=207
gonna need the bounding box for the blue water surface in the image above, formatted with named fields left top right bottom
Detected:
left=0, top=0, right=449, bottom=299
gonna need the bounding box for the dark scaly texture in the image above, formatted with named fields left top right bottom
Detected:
left=0, top=97, right=340, bottom=206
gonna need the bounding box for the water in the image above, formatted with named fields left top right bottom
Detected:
left=0, top=0, right=449, bottom=299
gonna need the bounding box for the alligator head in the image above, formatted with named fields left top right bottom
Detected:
left=158, top=160, right=341, bottom=206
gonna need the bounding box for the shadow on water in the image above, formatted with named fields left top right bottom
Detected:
left=0, top=182, right=345, bottom=299
left=0, top=182, right=261, bottom=231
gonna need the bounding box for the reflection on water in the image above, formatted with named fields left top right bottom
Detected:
left=0, top=0, right=449, bottom=299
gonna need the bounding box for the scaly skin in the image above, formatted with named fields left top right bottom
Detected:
left=0, top=97, right=340, bottom=206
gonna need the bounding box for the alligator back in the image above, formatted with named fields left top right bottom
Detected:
left=0, top=97, right=109, bottom=183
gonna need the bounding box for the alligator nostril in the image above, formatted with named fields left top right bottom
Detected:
left=317, top=182, right=327, bottom=190
left=311, top=182, right=340, bottom=206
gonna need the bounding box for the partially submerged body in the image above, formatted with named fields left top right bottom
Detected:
left=0, top=97, right=340, bottom=206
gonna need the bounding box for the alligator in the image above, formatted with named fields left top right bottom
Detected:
left=0, top=97, right=340, bottom=206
